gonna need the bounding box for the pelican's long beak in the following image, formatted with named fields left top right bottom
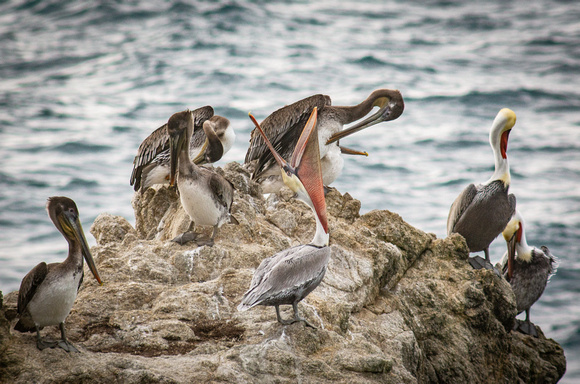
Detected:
left=502, top=217, right=521, bottom=282
left=168, top=129, right=186, bottom=187
left=249, top=109, right=328, bottom=235
left=192, top=139, right=209, bottom=164
left=62, top=211, right=103, bottom=285
left=326, top=96, right=404, bottom=144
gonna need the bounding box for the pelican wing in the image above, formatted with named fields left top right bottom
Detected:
left=447, top=183, right=478, bottom=235
left=17, top=262, right=48, bottom=315
left=238, top=244, right=330, bottom=310
left=130, top=106, right=214, bottom=190
left=208, top=171, right=235, bottom=209
left=245, top=94, right=330, bottom=179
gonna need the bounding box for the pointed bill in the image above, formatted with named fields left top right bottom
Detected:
left=249, top=109, right=328, bottom=234
left=249, top=113, right=289, bottom=169
left=63, top=211, right=103, bottom=285
left=294, top=109, right=328, bottom=234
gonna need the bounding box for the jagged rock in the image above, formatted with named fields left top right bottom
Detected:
left=0, top=162, right=566, bottom=383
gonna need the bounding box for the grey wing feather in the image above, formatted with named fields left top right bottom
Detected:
left=447, top=183, right=478, bottom=235
left=244, top=94, right=330, bottom=171
left=17, top=262, right=48, bottom=315
left=239, top=245, right=330, bottom=309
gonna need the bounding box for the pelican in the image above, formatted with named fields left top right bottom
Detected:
left=130, top=106, right=235, bottom=191
left=245, top=89, right=404, bottom=193
left=447, top=108, right=517, bottom=270
left=14, top=197, right=103, bottom=352
left=168, top=110, right=237, bottom=246
left=500, top=211, right=556, bottom=337
left=238, top=108, right=330, bottom=328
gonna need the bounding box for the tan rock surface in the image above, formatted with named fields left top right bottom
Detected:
left=0, top=162, right=566, bottom=383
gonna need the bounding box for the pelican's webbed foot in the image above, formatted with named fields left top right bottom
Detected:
left=58, top=339, right=80, bottom=353
left=172, top=231, right=199, bottom=245
left=468, top=256, right=501, bottom=276
left=36, top=338, right=58, bottom=350
left=57, top=322, right=80, bottom=352
left=35, top=326, right=57, bottom=350
left=194, top=237, right=215, bottom=247
left=274, top=304, right=317, bottom=329
left=513, top=319, right=539, bottom=338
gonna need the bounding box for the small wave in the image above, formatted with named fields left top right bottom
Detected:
left=526, top=37, right=568, bottom=46
left=36, top=108, right=71, bottom=119
left=51, top=141, right=112, bottom=154
left=351, top=56, right=436, bottom=73
left=214, top=107, right=248, bottom=119
left=0, top=53, right=106, bottom=76
left=540, top=63, right=580, bottom=76
left=411, top=88, right=577, bottom=107
left=435, top=139, right=484, bottom=149
left=61, top=177, right=99, bottom=189
left=202, top=3, right=249, bottom=17
left=446, top=13, right=511, bottom=31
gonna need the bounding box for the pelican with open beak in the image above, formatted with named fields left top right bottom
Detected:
left=238, top=108, right=330, bottom=327
left=447, top=108, right=517, bottom=270
left=168, top=110, right=237, bottom=246
left=14, top=197, right=103, bottom=352
left=500, top=210, right=556, bottom=337
left=245, top=89, right=404, bottom=193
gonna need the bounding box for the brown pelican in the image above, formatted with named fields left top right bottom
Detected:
left=168, top=110, right=237, bottom=246
left=245, top=89, right=404, bottom=193
left=447, top=108, right=517, bottom=270
left=130, top=106, right=235, bottom=191
left=500, top=211, right=556, bottom=337
left=238, top=108, right=330, bottom=328
left=14, top=197, right=102, bottom=352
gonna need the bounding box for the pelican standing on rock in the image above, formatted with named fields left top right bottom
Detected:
left=168, top=110, right=237, bottom=246
left=238, top=108, right=330, bottom=328
left=447, top=108, right=517, bottom=270
left=14, top=197, right=103, bottom=352
left=245, top=89, right=404, bottom=193
left=130, top=106, right=235, bottom=191
left=500, top=210, right=556, bottom=337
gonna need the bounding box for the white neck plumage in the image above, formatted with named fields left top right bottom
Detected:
left=311, top=210, right=329, bottom=247
left=515, top=229, right=533, bottom=262
left=486, top=143, right=511, bottom=187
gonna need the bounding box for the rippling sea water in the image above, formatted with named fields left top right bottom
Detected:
left=1, top=0, right=578, bottom=380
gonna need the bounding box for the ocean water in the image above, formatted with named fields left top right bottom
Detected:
left=0, top=0, right=578, bottom=380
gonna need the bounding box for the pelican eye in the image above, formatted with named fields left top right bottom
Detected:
left=282, top=165, right=293, bottom=177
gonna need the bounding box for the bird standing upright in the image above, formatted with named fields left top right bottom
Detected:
left=238, top=107, right=330, bottom=327
left=447, top=108, right=517, bottom=270
left=167, top=110, right=237, bottom=246
left=500, top=210, right=556, bottom=337
left=15, top=197, right=103, bottom=352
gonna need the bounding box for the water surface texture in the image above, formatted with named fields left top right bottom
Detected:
left=1, top=0, right=579, bottom=380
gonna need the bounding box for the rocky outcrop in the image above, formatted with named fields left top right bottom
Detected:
left=0, top=162, right=566, bottom=383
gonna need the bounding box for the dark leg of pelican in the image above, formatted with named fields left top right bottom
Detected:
left=35, top=325, right=57, bottom=350
left=274, top=304, right=316, bottom=329
left=513, top=309, right=538, bottom=337
left=172, top=222, right=198, bottom=245
left=57, top=322, right=79, bottom=352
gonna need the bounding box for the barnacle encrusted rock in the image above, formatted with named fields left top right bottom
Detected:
left=0, top=162, right=566, bottom=383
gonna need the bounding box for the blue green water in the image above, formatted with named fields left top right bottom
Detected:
left=1, top=0, right=579, bottom=380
